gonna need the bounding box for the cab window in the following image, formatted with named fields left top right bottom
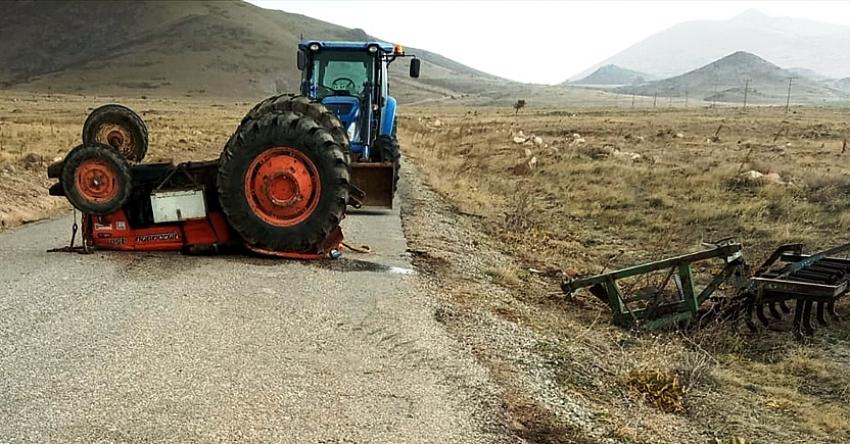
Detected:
left=312, top=50, right=374, bottom=100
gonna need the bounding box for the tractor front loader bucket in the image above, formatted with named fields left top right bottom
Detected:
left=350, top=161, right=395, bottom=208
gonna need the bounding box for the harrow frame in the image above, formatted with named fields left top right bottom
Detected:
left=562, top=240, right=850, bottom=336
left=562, top=240, right=748, bottom=330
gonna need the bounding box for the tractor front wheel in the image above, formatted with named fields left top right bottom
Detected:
left=217, top=110, right=349, bottom=252
left=61, top=143, right=132, bottom=215
left=374, top=134, right=401, bottom=192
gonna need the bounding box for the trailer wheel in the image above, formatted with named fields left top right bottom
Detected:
left=61, top=143, right=132, bottom=215
left=218, top=110, right=349, bottom=252
left=374, top=134, right=400, bottom=191
left=82, top=104, right=148, bottom=162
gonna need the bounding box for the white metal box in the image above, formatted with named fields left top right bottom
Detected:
left=150, top=189, right=207, bottom=223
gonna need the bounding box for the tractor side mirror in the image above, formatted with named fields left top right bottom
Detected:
left=297, top=50, right=306, bottom=71
left=409, top=58, right=421, bottom=78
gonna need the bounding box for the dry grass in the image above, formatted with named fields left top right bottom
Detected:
left=403, top=107, right=850, bottom=268
left=401, top=105, right=850, bottom=442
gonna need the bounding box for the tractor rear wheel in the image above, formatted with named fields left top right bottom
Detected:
left=82, top=104, right=148, bottom=162
left=374, top=134, right=401, bottom=192
left=233, top=95, right=348, bottom=150
left=217, top=110, right=349, bottom=252
left=61, top=143, right=132, bottom=215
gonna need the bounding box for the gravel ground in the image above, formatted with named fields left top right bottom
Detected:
left=398, top=161, right=620, bottom=444
left=0, top=190, right=509, bottom=443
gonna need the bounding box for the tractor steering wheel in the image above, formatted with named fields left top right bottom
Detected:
left=330, top=77, right=356, bottom=94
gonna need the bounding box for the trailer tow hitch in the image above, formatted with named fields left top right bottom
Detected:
left=47, top=210, right=93, bottom=254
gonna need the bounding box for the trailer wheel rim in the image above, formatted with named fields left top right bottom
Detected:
left=244, top=147, right=321, bottom=227
left=75, top=159, right=119, bottom=204
left=95, top=123, right=135, bottom=159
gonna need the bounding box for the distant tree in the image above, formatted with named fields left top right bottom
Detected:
left=513, top=99, right=526, bottom=115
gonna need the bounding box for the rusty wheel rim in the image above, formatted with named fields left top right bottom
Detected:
left=95, top=123, right=135, bottom=159
left=244, top=147, right=321, bottom=227
left=75, top=159, right=119, bottom=204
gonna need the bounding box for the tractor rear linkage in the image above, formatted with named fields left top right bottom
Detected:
left=561, top=239, right=850, bottom=337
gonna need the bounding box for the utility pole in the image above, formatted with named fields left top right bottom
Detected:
left=653, top=91, right=658, bottom=108
left=631, top=92, right=636, bottom=109
left=743, top=78, right=750, bottom=109
left=785, top=77, right=794, bottom=113
left=668, top=95, right=673, bottom=107
left=712, top=83, right=718, bottom=108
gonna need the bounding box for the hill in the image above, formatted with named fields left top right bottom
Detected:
left=569, top=64, right=654, bottom=86
left=786, top=67, right=831, bottom=82
left=821, top=77, right=850, bottom=92
left=570, top=9, right=850, bottom=81
left=614, top=51, right=849, bottom=104
left=0, top=0, right=500, bottom=102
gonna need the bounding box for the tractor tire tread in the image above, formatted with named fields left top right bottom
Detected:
left=232, top=94, right=349, bottom=155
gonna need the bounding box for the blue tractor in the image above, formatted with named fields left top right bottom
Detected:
left=296, top=40, right=420, bottom=207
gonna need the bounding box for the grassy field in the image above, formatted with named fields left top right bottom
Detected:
left=3, top=91, right=850, bottom=442
left=400, top=105, right=850, bottom=443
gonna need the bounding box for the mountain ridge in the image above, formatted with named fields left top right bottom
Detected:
left=0, top=0, right=502, bottom=102
left=614, top=51, right=849, bottom=104
left=569, top=10, right=850, bottom=82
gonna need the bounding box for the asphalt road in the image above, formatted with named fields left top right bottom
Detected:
left=0, top=205, right=502, bottom=443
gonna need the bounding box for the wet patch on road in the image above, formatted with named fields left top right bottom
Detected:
left=309, top=257, right=416, bottom=274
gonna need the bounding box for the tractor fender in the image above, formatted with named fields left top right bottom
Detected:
left=379, top=96, right=397, bottom=136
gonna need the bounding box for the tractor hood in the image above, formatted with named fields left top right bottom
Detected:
left=322, top=96, right=360, bottom=129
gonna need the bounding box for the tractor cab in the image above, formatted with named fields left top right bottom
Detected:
left=297, top=40, right=420, bottom=208
left=297, top=40, right=419, bottom=161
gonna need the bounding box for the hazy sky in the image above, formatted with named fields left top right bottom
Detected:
left=248, top=1, right=850, bottom=84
